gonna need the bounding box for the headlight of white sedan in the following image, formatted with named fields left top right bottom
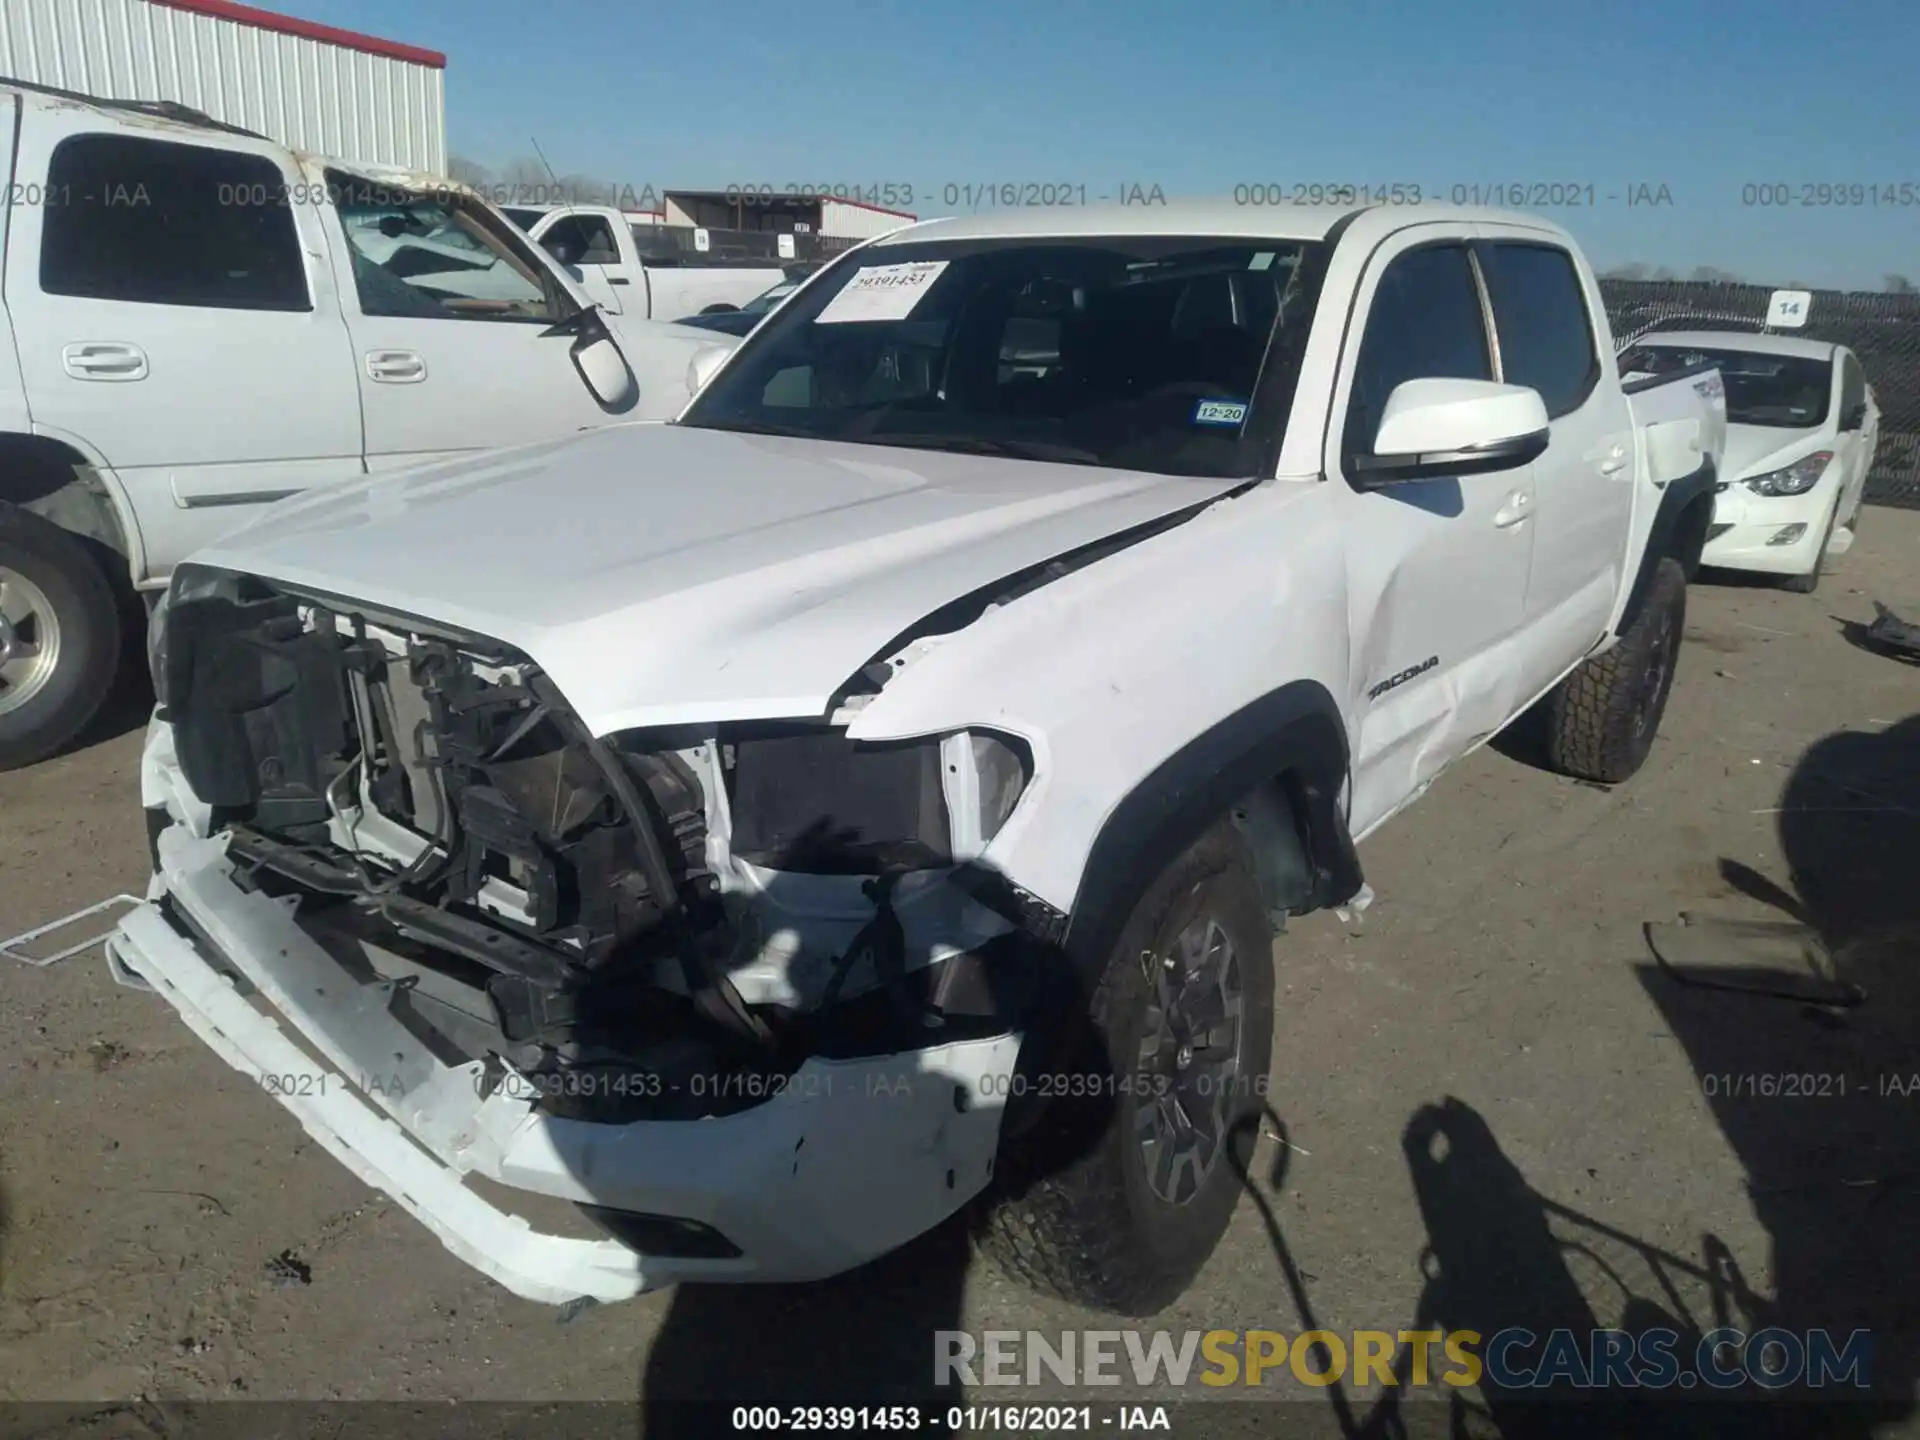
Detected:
left=1744, top=450, right=1833, bottom=497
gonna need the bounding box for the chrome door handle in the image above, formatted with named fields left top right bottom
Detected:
left=365, top=350, right=427, bottom=383
left=62, top=342, right=148, bottom=380
left=1493, top=491, right=1532, bottom=528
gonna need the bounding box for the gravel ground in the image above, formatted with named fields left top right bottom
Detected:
left=1, top=511, right=1917, bottom=1438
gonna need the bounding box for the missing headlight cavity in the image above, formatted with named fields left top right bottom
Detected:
left=719, top=725, right=1032, bottom=874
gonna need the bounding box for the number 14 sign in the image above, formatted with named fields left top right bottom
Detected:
left=1767, top=289, right=1812, bottom=328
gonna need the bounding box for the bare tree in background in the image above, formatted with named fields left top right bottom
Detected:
left=1887, top=274, right=1917, bottom=294
left=1652, top=266, right=1678, bottom=281
left=1600, top=262, right=1650, bottom=280
left=447, top=154, right=490, bottom=187
left=441, top=154, right=646, bottom=208
left=1689, top=265, right=1744, bottom=285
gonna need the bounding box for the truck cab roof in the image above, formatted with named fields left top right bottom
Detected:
left=873, top=200, right=1579, bottom=248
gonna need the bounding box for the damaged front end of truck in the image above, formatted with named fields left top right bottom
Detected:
left=118, top=564, right=1061, bottom=1304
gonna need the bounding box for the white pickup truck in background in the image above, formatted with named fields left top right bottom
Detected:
left=121, top=202, right=1726, bottom=1315
left=521, top=204, right=793, bottom=320
left=0, top=81, right=738, bottom=770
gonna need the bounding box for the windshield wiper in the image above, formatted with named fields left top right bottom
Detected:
left=862, top=434, right=1100, bottom=465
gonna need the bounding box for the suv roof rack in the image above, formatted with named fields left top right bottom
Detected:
left=0, top=75, right=268, bottom=141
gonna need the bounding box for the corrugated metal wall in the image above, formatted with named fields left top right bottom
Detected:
left=0, top=0, right=445, bottom=171
left=819, top=198, right=917, bottom=240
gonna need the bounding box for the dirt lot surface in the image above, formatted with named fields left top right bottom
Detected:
left=2, top=512, right=1918, bottom=1438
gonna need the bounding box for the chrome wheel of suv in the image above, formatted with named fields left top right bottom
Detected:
left=0, top=566, right=61, bottom=718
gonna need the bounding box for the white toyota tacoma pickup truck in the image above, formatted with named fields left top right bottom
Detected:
left=0, top=81, right=735, bottom=769
left=113, top=202, right=1726, bottom=1316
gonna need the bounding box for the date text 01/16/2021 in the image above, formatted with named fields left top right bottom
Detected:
left=722, top=183, right=1168, bottom=209
left=1701, top=1072, right=1920, bottom=1099
left=730, top=1404, right=1173, bottom=1432
left=1230, top=182, right=1677, bottom=208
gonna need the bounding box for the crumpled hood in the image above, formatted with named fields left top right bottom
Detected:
left=198, top=425, right=1236, bottom=733
left=1722, top=423, right=1828, bottom=483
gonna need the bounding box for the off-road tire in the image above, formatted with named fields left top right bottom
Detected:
left=0, top=506, right=122, bottom=771
left=1780, top=500, right=1840, bottom=594
left=976, top=825, right=1275, bottom=1315
left=1543, top=556, right=1686, bottom=785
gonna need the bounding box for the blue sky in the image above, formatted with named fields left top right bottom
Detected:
left=305, top=0, right=1917, bottom=290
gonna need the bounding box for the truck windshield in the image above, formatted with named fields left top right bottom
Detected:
left=330, top=171, right=568, bottom=323
left=677, top=236, right=1324, bottom=479
left=1622, top=344, right=1832, bottom=428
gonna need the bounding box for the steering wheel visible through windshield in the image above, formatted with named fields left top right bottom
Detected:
left=676, top=235, right=1323, bottom=479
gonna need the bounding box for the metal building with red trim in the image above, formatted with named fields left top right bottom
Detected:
left=0, top=0, right=446, bottom=170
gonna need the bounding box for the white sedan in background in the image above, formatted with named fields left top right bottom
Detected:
left=1619, top=331, right=1879, bottom=592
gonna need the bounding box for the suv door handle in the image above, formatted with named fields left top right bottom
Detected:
left=365, top=350, right=427, bottom=383
left=62, top=342, right=148, bottom=381
left=1589, top=442, right=1629, bottom=476
left=608, top=276, right=630, bottom=285
left=1493, top=490, right=1532, bottom=528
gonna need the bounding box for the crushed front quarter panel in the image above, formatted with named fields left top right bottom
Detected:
left=847, top=477, right=1349, bottom=914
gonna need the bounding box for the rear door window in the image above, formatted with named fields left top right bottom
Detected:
left=40, top=134, right=309, bottom=311
left=1477, top=242, right=1600, bottom=418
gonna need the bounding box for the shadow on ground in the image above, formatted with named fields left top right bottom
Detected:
left=1266, top=715, right=1920, bottom=1437
left=1637, top=712, right=1920, bottom=1433
left=1209, top=721, right=1920, bottom=1437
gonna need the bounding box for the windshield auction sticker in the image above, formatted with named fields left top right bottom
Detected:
left=813, top=261, right=950, bottom=324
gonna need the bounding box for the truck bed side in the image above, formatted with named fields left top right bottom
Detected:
left=1607, top=364, right=1727, bottom=636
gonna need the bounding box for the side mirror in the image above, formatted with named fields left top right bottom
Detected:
left=1841, top=402, right=1867, bottom=431
left=545, top=305, right=637, bottom=412
left=1351, top=378, right=1551, bottom=486
left=686, top=342, right=733, bottom=395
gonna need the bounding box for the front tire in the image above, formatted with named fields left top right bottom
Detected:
left=0, top=507, right=123, bottom=771
left=978, top=825, right=1274, bottom=1315
left=1543, top=556, right=1686, bottom=785
left=1780, top=499, right=1840, bottom=594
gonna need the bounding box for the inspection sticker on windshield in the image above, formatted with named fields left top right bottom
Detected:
left=814, top=261, right=950, bottom=324
left=1193, top=399, right=1249, bottom=427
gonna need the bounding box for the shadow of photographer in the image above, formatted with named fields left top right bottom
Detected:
left=1636, top=712, right=1920, bottom=1436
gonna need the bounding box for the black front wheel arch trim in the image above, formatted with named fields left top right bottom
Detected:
left=1616, top=455, right=1716, bottom=637
left=1060, top=679, right=1363, bottom=984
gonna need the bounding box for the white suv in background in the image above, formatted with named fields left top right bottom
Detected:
left=1619, top=331, right=1879, bottom=593
left=0, top=82, right=736, bottom=770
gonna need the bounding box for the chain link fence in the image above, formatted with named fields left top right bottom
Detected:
left=1598, top=279, right=1920, bottom=509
